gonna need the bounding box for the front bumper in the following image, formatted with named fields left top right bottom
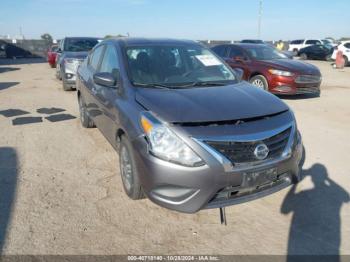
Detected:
left=131, top=121, right=303, bottom=213
left=268, top=74, right=321, bottom=95
left=62, top=60, right=82, bottom=86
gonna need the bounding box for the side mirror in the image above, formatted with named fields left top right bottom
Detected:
left=233, top=68, right=244, bottom=82
left=93, top=72, right=118, bottom=88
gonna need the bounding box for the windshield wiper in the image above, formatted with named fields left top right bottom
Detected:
left=132, top=82, right=171, bottom=89
left=133, top=81, right=228, bottom=89
left=181, top=81, right=228, bottom=88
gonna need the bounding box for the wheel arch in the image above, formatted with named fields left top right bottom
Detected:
left=249, top=72, right=265, bottom=80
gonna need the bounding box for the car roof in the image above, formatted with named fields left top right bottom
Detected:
left=214, top=43, right=268, bottom=48
left=64, top=37, right=100, bottom=40
left=103, top=37, right=199, bottom=47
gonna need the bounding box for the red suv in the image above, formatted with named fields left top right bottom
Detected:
left=212, top=44, right=321, bottom=95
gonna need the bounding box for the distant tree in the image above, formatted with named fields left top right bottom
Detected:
left=41, top=33, right=53, bottom=43
left=104, top=34, right=126, bottom=39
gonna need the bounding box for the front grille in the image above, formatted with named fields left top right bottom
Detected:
left=205, top=127, right=291, bottom=165
left=295, top=75, right=321, bottom=84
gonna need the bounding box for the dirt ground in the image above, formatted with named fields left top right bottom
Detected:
left=0, top=59, right=349, bottom=255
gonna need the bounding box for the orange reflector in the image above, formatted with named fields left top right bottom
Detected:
left=141, top=117, right=153, bottom=134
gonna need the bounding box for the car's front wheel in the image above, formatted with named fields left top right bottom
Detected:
left=250, top=75, right=268, bottom=91
left=78, top=95, right=95, bottom=128
left=300, top=53, right=308, bottom=60
left=56, top=65, right=62, bottom=80
left=119, top=135, right=144, bottom=200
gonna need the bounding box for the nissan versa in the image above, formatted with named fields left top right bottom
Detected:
left=76, top=38, right=304, bottom=213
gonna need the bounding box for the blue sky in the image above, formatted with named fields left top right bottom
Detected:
left=0, top=0, right=349, bottom=40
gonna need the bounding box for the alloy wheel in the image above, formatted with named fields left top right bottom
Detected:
left=252, top=79, right=265, bottom=89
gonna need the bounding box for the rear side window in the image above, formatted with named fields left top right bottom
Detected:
left=99, top=45, right=119, bottom=73
left=228, top=46, right=245, bottom=58
left=291, top=40, right=303, bottom=45
left=89, top=45, right=104, bottom=70
left=306, top=40, right=320, bottom=45
left=211, top=45, right=227, bottom=57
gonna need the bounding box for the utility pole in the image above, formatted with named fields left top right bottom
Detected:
left=258, top=0, right=262, bottom=39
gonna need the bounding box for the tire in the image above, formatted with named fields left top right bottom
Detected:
left=119, top=135, right=144, bottom=200
left=78, top=95, right=95, bottom=128
left=56, top=67, right=62, bottom=80
left=63, top=81, right=73, bottom=91
left=249, top=75, right=268, bottom=91
left=293, top=145, right=306, bottom=184
left=344, top=56, right=349, bottom=66
left=300, top=53, right=308, bottom=60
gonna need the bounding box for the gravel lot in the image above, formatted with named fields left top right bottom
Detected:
left=0, top=59, right=350, bottom=255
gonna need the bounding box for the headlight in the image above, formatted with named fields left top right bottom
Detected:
left=268, top=69, right=294, bottom=77
left=140, top=112, right=204, bottom=167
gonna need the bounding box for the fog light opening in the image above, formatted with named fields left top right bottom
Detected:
left=65, top=73, right=73, bottom=79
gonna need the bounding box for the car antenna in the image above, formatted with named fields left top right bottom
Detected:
left=219, top=207, right=227, bottom=225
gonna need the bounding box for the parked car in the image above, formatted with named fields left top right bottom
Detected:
left=288, top=39, right=322, bottom=53
left=76, top=38, right=304, bottom=213
left=56, top=37, right=100, bottom=91
left=47, top=45, right=58, bottom=68
left=331, top=41, right=350, bottom=66
left=298, top=45, right=333, bottom=61
left=322, top=39, right=337, bottom=47
left=211, top=43, right=321, bottom=95
left=241, top=39, right=264, bottom=44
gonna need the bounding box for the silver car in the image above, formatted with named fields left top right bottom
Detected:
left=76, top=38, right=304, bottom=214
left=56, top=37, right=99, bottom=91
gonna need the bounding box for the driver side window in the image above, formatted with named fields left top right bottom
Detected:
left=99, top=45, right=119, bottom=74
left=89, top=45, right=104, bottom=71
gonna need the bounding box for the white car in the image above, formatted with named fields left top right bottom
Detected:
left=331, top=41, right=350, bottom=66
left=288, top=39, right=323, bottom=53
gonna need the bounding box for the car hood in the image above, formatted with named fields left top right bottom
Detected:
left=135, top=82, right=289, bottom=123
left=62, top=51, right=89, bottom=59
left=257, top=59, right=320, bottom=75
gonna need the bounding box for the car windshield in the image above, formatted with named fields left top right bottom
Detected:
left=245, top=45, right=288, bottom=60
left=64, top=39, right=98, bottom=52
left=51, top=46, right=58, bottom=52
left=125, top=45, right=237, bottom=88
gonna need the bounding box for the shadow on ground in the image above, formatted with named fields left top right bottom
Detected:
left=0, top=82, right=20, bottom=91
left=0, top=67, right=20, bottom=74
left=0, top=147, right=18, bottom=254
left=0, top=58, right=46, bottom=66
left=278, top=94, right=320, bottom=100
left=281, top=163, right=349, bottom=261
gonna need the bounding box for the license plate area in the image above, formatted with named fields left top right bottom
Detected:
left=243, top=168, right=278, bottom=188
